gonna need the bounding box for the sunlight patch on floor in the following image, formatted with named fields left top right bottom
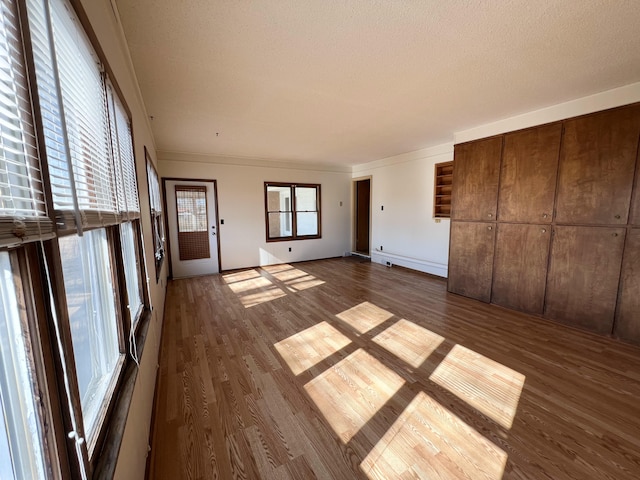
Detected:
left=274, top=322, right=351, bottom=375
left=304, top=348, right=405, bottom=442
left=263, top=264, right=325, bottom=292
left=372, top=319, right=445, bottom=368
left=361, top=391, right=507, bottom=480
left=430, top=344, right=525, bottom=429
left=336, top=302, right=394, bottom=334
left=222, top=269, right=261, bottom=284
left=222, top=271, right=286, bottom=307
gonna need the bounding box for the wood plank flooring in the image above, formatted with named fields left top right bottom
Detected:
left=148, top=257, right=640, bottom=479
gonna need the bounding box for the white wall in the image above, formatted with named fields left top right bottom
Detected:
left=352, top=144, right=453, bottom=277
left=159, top=153, right=352, bottom=270
left=78, top=2, right=167, bottom=479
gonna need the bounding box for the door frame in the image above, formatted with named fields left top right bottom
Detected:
left=352, top=175, right=372, bottom=255
left=162, top=177, right=222, bottom=279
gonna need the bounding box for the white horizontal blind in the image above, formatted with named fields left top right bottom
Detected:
left=146, top=159, right=160, bottom=213
left=0, top=0, right=53, bottom=246
left=28, top=0, right=119, bottom=232
left=107, top=84, right=138, bottom=218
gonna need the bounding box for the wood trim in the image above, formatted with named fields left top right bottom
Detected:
left=264, top=182, right=322, bottom=242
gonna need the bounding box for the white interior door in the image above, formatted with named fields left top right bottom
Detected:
left=165, top=180, right=219, bottom=278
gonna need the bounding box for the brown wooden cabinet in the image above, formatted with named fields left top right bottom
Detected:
left=544, top=226, right=626, bottom=334
left=555, top=105, right=640, bottom=225
left=451, top=136, right=502, bottom=221
left=630, top=154, right=640, bottom=225
left=448, top=221, right=495, bottom=302
left=498, top=123, right=562, bottom=223
left=491, top=223, right=551, bottom=314
left=614, top=229, right=640, bottom=343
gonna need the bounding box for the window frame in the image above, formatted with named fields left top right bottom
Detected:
left=145, top=148, right=165, bottom=282
left=264, top=182, right=322, bottom=242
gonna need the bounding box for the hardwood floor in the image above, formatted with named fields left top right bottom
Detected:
left=148, top=257, right=640, bottom=479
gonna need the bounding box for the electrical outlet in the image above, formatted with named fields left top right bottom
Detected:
left=380, top=245, right=383, bottom=251
left=386, top=261, right=391, bottom=267
left=288, top=247, right=292, bottom=252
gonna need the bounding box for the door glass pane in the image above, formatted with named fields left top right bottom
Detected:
left=296, top=212, right=318, bottom=236
left=0, top=252, right=46, bottom=479
left=120, top=223, right=142, bottom=327
left=268, top=212, right=293, bottom=238
left=295, top=186, right=317, bottom=211
left=176, top=187, right=207, bottom=233
left=60, top=229, right=121, bottom=441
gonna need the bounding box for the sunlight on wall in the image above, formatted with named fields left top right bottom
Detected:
left=259, top=248, right=284, bottom=266
left=361, top=391, right=508, bottom=480
left=335, top=302, right=394, bottom=334
left=304, top=349, right=405, bottom=443
left=430, top=344, right=525, bottom=429
left=372, top=319, right=444, bottom=368
left=274, top=322, right=351, bottom=375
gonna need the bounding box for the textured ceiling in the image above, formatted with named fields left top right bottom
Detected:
left=115, top=0, right=640, bottom=166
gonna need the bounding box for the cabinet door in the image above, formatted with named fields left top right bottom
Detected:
left=545, top=226, right=626, bottom=334
left=630, top=155, right=640, bottom=225
left=498, top=123, right=562, bottom=223
left=451, top=137, right=502, bottom=221
left=555, top=105, right=640, bottom=225
left=614, top=229, right=640, bottom=343
left=448, top=221, right=495, bottom=302
left=492, top=224, right=551, bottom=314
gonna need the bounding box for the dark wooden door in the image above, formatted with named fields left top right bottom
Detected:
left=492, top=223, right=551, bottom=314
left=545, top=226, right=626, bottom=334
left=451, top=136, right=502, bottom=221
left=498, top=123, right=562, bottom=223
left=555, top=105, right=640, bottom=225
left=448, top=221, right=496, bottom=302
left=614, top=228, right=640, bottom=344
left=355, top=179, right=370, bottom=253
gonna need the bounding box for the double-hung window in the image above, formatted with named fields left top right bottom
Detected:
left=265, top=182, right=321, bottom=241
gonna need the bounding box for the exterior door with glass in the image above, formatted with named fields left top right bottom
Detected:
left=165, top=180, right=220, bottom=278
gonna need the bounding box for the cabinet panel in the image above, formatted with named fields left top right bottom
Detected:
left=555, top=105, right=640, bottom=225
left=492, top=224, right=551, bottom=314
left=498, top=123, right=562, bottom=223
left=448, top=221, right=495, bottom=302
left=451, top=137, right=502, bottom=221
left=545, top=226, right=626, bottom=334
left=630, top=152, right=640, bottom=225
left=614, top=229, right=640, bottom=343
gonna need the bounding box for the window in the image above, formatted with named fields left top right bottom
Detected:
left=265, top=182, right=321, bottom=241
left=0, top=0, right=151, bottom=475
left=0, top=252, right=47, bottom=480
left=146, top=149, right=165, bottom=281
left=59, top=230, right=122, bottom=448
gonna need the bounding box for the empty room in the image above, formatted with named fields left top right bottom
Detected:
left=1, top=1, right=640, bottom=479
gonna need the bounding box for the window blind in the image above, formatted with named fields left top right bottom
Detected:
left=0, top=0, right=54, bottom=247
left=107, top=84, right=139, bottom=219
left=29, top=0, right=119, bottom=233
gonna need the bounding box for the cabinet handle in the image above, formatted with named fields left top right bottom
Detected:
left=613, top=233, right=618, bottom=237
left=541, top=228, right=547, bottom=233
left=542, top=213, right=548, bottom=219
left=488, top=226, right=492, bottom=230
left=615, top=214, right=621, bottom=219
left=488, top=213, right=493, bottom=218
